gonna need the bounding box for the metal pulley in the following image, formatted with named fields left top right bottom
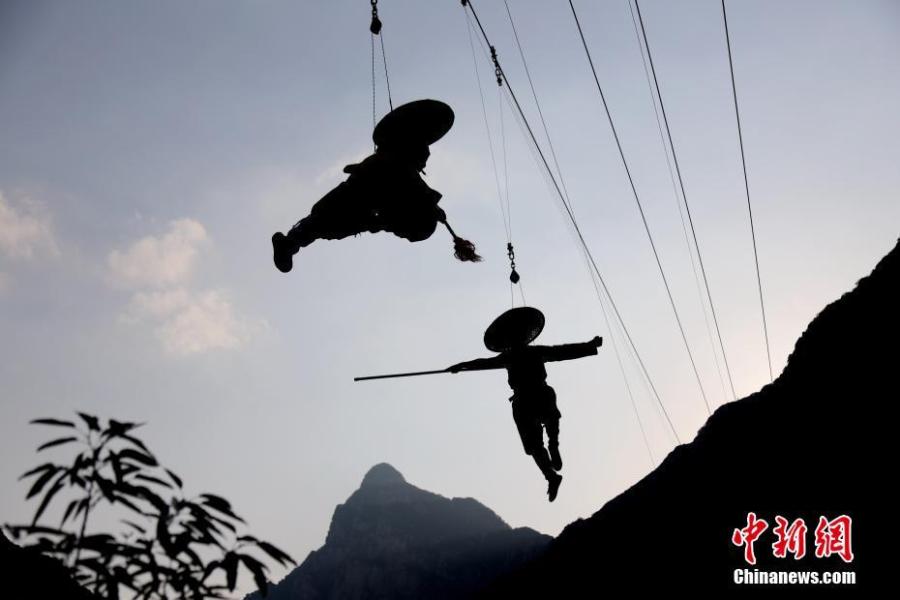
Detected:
left=370, top=0, right=382, bottom=34
left=507, top=243, right=520, bottom=284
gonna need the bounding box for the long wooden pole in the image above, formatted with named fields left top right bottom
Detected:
left=354, top=369, right=451, bottom=382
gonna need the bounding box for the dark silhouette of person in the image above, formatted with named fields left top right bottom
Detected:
left=449, top=307, right=602, bottom=502
left=271, top=99, right=480, bottom=273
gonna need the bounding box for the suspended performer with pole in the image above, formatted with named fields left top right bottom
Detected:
left=272, top=100, right=481, bottom=273
left=355, top=307, right=602, bottom=502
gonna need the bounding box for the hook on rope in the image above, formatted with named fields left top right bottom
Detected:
left=370, top=0, right=382, bottom=35
left=507, top=242, right=520, bottom=283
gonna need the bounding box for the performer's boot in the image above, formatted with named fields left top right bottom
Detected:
left=272, top=215, right=321, bottom=273
left=271, top=232, right=298, bottom=273
left=532, top=447, right=563, bottom=502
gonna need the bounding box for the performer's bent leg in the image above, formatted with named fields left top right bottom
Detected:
left=526, top=440, right=563, bottom=502
left=514, top=399, right=560, bottom=486
left=284, top=213, right=327, bottom=249
left=272, top=183, right=377, bottom=273
left=288, top=183, right=371, bottom=245
left=529, top=445, right=555, bottom=480
left=537, top=386, right=562, bottom=472
left=273, top=217, right=322, bottom=273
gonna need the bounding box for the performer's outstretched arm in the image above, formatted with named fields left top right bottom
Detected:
left=448, top=355, right=506, bottom=373
left=537, top=336, right=603, bottom=363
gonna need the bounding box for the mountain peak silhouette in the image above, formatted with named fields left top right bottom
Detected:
left=360, top=462, right=406, bottom=487
left=245, top=464, right=549, bottom=599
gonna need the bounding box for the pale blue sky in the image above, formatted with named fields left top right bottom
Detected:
left=2, top=0, right=898, bottom=596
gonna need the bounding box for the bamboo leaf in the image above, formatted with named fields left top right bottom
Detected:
left=201, top=560, right=221, bottom=582
left=94, top=475, right=117, bottom=502
left=155, top=511, right=174, bottom=555
left=239, top=553, right=269, bottom=595
left=199, top=494, right=245, bottom=523
left=255, top=541, right=296, bottom=567
left=112, top=493, right=145, bottom=515
left=118, top=448, right=158, bottom=467
left=31, top=474, right=66, bottom=525
left=19, top=462, right=56, bottom=480
left=8, top=524, right=68, bottom=537
left=121, top=433, right=151, bottom=455
left=30, top=418, right=76, bottom=428
left=26, top=466, right=60, bottom=499
left=182, top=545, right=203, bottom=567
left=76, top=412, right=100, bottom=431
left=186, top=502, right=235, bottom=535
left=74, top=496, right=91, bottom=520
left=132, top=473, right=172, bottom=488
left=120, top=462, right=141, bottom=477
left=60, top=498, right=79, bottom=526
left=110, top=452, right=124, bottom=483
left=121, top=520, right=147, bottom=535
left=37, top=436, right=79, bottom=452
left=106, top=419, right=139, bottom=438
left=222, top=552, right=238, bottom=591
left=119, top=482, right=166, bottom=512
left=164, top=469, right=183, bottom=488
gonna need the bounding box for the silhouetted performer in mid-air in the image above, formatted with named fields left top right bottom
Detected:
left=272, top=99, right=480, bottom=273
left=449, top=307, right=602, bottom=502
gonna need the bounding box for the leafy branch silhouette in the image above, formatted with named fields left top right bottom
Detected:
left=4, top=413, right=293, bottom=599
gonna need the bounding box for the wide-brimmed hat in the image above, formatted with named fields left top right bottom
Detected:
left=373, top=99, right=454, bottom=148
left=483, top=306, right=545, bottom=352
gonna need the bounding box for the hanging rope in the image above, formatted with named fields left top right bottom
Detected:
left=498, top=75, right=669, bottom=445
left=498, top=86, right=525, bottom=306
left=506, top=86, right=672, bottom=449
left=379, top=33, right=394, bottom=112
left=499, top=86, right=512, bottom=243
left=590, top=257, right=658, bottom=464
left=631, top=0, right=738, bottom=401
left=465, top=9, right=522, bottom=302
left=503, top=0, right=573, bottom=300
left=624, top=0, right=730, bottom=404
left=721, top=0, right=773, bottom=382
left=503, top=0, right=657, bottom=463
left=462, top=0, right=682, bottom=444
left=465, top=13, right=510, bottom=241
left=370, top=30, right=377, bottom=142
left=568, top=0, right=711, bottom=415
left=504, top=0, right=576, bottom=211
left=369, top=0, right=393, bottom=125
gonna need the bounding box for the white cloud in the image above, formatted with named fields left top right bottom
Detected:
left=0, top=191, right=59, bottom=260
left=107, top=218, right=208, bottom=289
left=126, top=288, right=266, bottom=357
left=110, top=219, right=265, bottom=356
left=125, top=288, right=193, bottom=319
